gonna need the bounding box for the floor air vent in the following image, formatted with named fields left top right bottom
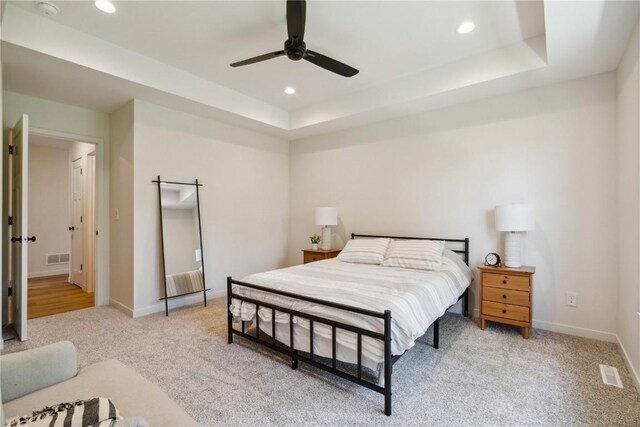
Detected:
left=599, top=364, right=623, bottom=388
left=46, top=253, right=70, bottom=265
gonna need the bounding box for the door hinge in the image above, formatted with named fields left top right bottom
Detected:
left=80, top=263, right=83, bottom=271
left=80, top=216, right=83, bottom=223
left=7, top=287, right=12, bottom=296
left=96, top=230, right=99, bottom=236
left=8, top=145, right=14, bottom=155
left=81, top=168, right=83, bottom=175
left=7, top=216, right=13, bottom=226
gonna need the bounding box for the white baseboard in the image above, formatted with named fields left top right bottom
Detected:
left=132, top=289, right=225, bottom=318
left=617, top=334, right=640, bottom=392
left=471, top=308, right=617, bottom=343
left=532, top=319, right=617, bottom=343
left=28, top=269, right=69, bottom=279
left=109, top=298, right=134, bottom=317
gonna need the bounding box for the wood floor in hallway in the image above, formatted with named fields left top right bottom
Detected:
left=28, top=275, right=94, bottom=319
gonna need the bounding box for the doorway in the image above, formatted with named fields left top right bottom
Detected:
left=3, top=116, right=104, bottom=341
left=25, top=134, right=96, bottom=319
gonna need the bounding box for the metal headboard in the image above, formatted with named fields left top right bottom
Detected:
left=351, top=233, right=470, bottom=266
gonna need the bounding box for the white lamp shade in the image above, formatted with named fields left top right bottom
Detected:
left=315, top=207, right=338, bottom=226
left=495, top=204, right=535, bottom=231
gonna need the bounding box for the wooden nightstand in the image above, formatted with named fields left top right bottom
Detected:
left=302, top=249, right=341, bottom=264
left=479, top=265, right=535, bottom=339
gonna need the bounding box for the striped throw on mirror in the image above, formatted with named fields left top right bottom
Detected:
left=336, top=238, right=391, bottom=265
left=166, top=268, right=203, bottom=297
left=382, top=239, right=445, bottom=271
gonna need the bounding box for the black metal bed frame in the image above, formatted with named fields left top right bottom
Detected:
left=227, top=233, right=470, bottom=416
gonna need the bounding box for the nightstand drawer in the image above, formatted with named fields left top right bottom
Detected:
left=482, top=301, right=529, bottom=322
left=483, top=287, right=530, bottom=307
left=304, top=253, right=322, bottom=263
left=483, top=273, right=530, bottom=291
left=302, top=249, right=341, bottom=264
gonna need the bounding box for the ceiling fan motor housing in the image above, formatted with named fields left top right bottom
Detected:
left=229, top=0, right=358, bottom=76
left=285, top=39, right=306, bottom=61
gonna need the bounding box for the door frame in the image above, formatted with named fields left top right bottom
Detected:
left=28, top=127, right=107, bottom=306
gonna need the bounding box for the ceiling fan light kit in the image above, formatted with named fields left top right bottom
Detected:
left=230, top=0, right=359, bottom=77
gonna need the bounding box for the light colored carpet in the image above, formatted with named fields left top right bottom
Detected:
left=3, top=298, right=639, bottom=426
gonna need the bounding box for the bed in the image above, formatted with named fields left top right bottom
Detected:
left=227, top=233, right=471, bottom=416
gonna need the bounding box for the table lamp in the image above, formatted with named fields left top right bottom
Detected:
left=495, top=204, right=535, bottom=268
left=315, top=207, right=338, bottom=250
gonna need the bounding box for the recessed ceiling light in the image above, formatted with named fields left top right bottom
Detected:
left=95, top=0, right=116, bottom=14
left=284, top=87, right=296, bottom=95
left=457, top=21, right=475, bottom=34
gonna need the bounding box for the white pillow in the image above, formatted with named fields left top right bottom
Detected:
left=382, top=239, right=445, bottom=271
left=337, top=238, right=391, bottom=265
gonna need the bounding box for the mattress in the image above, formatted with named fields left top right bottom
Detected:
left=229, top=250, right=472, bottom=370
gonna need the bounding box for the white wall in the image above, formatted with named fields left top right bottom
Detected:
left=132, top=100, right=290, bottom=316
left=3, top=92, right=109, bottom=141
left=28, top=143, right=70, bottom=277
left=109, top=101, right=134, bottom=312
left=290, top=72, right=618, bottom=341
left=616, top=19, right=640, bottom=388
left=70, top=140, right=95, bottom=161
left=3, top=91, right=110, bottom=305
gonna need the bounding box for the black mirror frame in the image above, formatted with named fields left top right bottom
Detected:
left=153, top=175, right=208, bottom=316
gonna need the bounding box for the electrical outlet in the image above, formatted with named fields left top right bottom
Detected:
left=566, top=292, right=577, bottom=307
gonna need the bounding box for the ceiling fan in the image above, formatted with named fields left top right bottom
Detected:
left=230, top=0, right=359, bottom=77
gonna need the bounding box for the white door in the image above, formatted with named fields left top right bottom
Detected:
left=70, top=158, right=85, bottom=287
left=9, top=115, right=29, bottom=341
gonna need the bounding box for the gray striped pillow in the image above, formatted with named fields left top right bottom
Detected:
left=382, top=239, right=445, bottom=271
left=337, top=238, right=391, bottom=265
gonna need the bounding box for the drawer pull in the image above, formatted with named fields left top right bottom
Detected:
left=312, top=258, right=317, bottom=261
left=502, top=309, right=507, bottom=314
left=502, top=280, right=507, bottom=284
left=502, top=294, right=507, bottom=299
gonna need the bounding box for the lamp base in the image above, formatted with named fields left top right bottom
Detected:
left=321, top=226, right=332, bottom=250
left=504, top=232, right=522, bottom=268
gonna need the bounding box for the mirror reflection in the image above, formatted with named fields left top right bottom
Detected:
left=160, top=183, right=204, bottom=298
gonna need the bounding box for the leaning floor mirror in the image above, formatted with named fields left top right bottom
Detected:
left=154, top=176, right=208, bottom=316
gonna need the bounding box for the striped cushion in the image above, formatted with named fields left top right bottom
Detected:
left=6, top=397, right=121, bottom=427
left=382, top=239, right=445, bottom=271
left=337, top=238, right=391, bottom=265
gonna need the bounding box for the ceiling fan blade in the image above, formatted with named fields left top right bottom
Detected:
left=230, top=51, right=285, bottom=67
left=304, top=50, right=359, bottom=77
left=287, top=0, right=306, bottom=41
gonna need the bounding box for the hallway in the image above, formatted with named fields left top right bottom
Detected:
left=28, top=275, right=94, bottom=319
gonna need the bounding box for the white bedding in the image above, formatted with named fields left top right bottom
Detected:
left=230, top=250, right=472, bottom=371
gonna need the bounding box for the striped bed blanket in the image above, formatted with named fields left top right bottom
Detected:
left=230, top=250, right=472, bottom=365
left=166, top=268, right=203, bottom=296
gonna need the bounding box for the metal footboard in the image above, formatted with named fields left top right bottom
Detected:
left=227, top=277, right=394, bottom=415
